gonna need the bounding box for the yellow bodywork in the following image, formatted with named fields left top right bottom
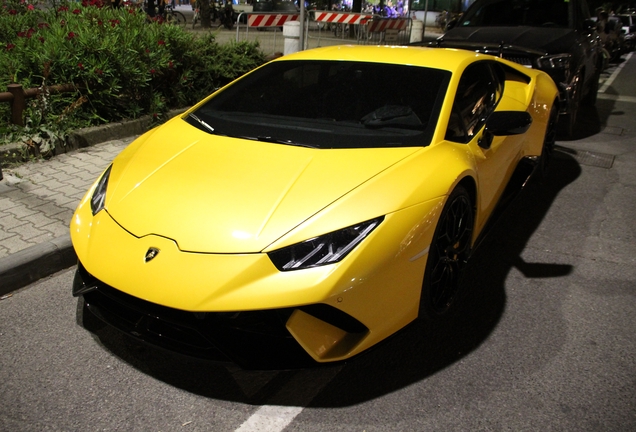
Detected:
left=71, top=46, right=558, bottom=363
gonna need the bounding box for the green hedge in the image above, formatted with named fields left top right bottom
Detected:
left=0, top=0, right=265, bottom=153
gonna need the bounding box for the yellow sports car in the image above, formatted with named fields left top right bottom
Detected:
left=71, top=46, right=558, bottom=368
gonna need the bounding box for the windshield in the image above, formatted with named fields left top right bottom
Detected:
left=459, top=0, right=572, bottom=28
left=188, top=60, right=450, bottom=149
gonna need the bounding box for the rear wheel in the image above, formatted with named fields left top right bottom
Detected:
left=419, top=185, right=474, bottom=320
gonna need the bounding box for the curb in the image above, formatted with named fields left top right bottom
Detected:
left=0, top=235, right=76, bottom=296
left=0, top=108, right=188, bottom=295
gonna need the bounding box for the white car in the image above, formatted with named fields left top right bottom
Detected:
left=619, top=13, right=636, bottom=51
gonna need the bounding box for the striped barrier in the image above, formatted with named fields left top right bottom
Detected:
left=313, top=12, right=372, bottom=26
left=247, top=13, right=299, bottom=28
left=366, top=18, right=409, bottom=33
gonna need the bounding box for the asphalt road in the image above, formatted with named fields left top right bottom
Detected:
left=1, top=55, right=635, bottom=431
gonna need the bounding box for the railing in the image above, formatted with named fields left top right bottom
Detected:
left=0, top=83, right=76, bottom=127
left=235, top=11, right=299, bottom=52
left=0, top=83, right=76, bottom=180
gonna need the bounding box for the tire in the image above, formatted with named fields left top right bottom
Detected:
left=558, top=73, right=581, bottom=138
left=419, top=185, right=474, bottom=320
left=167, top=11, right=186, bottom=27
left=582, top=68, right=600, bottom=106
left=173, top=11, right=186, bottom=26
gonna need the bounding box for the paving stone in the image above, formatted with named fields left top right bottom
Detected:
left=0, top=214, right=28, bottom=230
left=65, top=178, right=93, bottom=190
left=27, top=232, right=56, bottom=245
left=52, top=195, right=78, bottom=207
left=0, top=197, right=20, bottom=211
left=20, top=187, right=56, bottom=201
left=2, top=234, right=32, bottom=254
left=15, top=172, right=52, bottom=184
left=51, top=171, right=75, bottom=182
left=2, top=189, right=30, bottom=201
left=38, top=178, right=67, bottom=191
left=57, top=164, right=84, bottom=175
left=33, top=165, right=61, bottom=176
left=5, top=205, right=37, bottom=219
left=55, top=185, right=84, bottom=198
left=8, top=222, right=48, bottom=241
left=76, top=170, right=101, bottom=182
left=30, top=202, right=67, bottom=218
left=23, top=212, right=59, bottom=229
left=49, top=209, right=74, bottom=224
left=42, top=222, right=70, bottom=238
left=0, top=229, right=14, bottom=241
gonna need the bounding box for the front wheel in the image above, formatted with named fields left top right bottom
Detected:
left=167, top=11, right=186, bottom=26
left=419, top=185, right=474, bottom=320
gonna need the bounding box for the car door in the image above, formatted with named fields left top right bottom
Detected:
left=445, top=61, right=526, bottom=232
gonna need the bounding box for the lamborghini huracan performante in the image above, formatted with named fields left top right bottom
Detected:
left=71, top=46, right=559, bottom=369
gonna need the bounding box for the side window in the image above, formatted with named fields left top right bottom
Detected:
left=445, top=62, right=503, bottom=143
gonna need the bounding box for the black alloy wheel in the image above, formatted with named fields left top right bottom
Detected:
left=420, top=185, right=474, bottom=320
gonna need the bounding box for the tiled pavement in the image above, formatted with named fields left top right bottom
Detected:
left=0, top=138, right=134, bottom=260
left=0, top=137, right=137, bottom=294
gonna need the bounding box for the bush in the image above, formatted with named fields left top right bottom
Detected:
left=0, top=0, right=265, bottom=154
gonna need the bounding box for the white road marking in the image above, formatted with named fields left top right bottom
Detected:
left=598, top=93, right=636, bottom=103
left=235, top=366, right=342, bottom=432
left=599, top=51, right=633, bottom=94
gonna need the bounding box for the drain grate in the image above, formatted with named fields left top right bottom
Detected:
left=555, top=146, right=615, bottom=169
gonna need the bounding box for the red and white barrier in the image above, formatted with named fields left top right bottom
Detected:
left=313, top=12, right=372, bottom=25
left=248, top=13, right=298, bottom=27
left=366, top=18, right=409, bottom=33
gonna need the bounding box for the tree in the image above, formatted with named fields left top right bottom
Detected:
left=200, top=0, right=211, bottom=28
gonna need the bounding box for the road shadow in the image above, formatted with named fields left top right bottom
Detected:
left=85, top=150, right=582, bottom=406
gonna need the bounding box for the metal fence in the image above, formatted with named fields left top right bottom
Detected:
left=234, top=10, right=415, bottom=51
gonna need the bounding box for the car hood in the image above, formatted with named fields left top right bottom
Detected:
left=440, top=26, right=576, bottom=56
left=106, top=118, right=419, bottom=254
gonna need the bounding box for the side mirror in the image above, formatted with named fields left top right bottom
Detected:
left=479, top=111, right=533, bottom=149
left=445, top=17, right=458, bottom=31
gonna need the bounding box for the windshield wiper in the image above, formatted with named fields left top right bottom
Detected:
left=188, top=113, right=215, bottom=134
left=239, top=135, right=316, bottom=149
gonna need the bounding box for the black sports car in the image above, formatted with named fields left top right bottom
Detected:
left=427, top=0, right=604, bottom=137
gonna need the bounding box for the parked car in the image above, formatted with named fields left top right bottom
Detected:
left=592, top=13, right=626, bottom=61
left=619, top=13, right=636, bottom=51
left=71, top=46, right=558, bottom=369
left=252, top=0, right=298, bottom=12
left=429, top=0, right=604, bottom=137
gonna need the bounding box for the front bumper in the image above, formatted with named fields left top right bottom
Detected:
left=74, top=262, right=370, bottom=369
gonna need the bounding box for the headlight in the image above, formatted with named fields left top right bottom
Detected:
left=268, top=216, right=384, bottom=271
left=90, top=165, right=112, bottom=215
left=536, top=53, right=571, bottom=70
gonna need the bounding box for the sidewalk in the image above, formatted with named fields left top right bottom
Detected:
left=0, top=136, right=135, bottom=295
